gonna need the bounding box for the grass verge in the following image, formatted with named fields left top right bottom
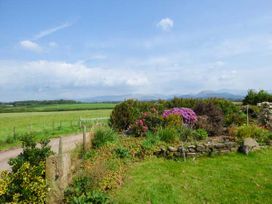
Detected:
left=111, top=148, right=272, bottom=204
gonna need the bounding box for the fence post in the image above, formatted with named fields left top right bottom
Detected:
left=59, top=137, right=63, bottom=155
left=83, top=125, right=87, bottom=152
left=29, top=124, right=32, bottom=134
left=13, top=127, right=16, bottom=138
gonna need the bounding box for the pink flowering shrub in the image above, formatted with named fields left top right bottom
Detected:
left=130, top=108, right=163, bottom=136
left=130, top=119, right=149, bottom=136
left=162, top=107, right=197, bottom=125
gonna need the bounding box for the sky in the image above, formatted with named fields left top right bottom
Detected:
left=0, top=0, right=272, bottom=101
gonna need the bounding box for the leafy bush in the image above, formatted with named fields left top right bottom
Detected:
left=194, top=102, right=224, bottom=136
left=114, top=147, right=130, bottom=159
left=178, top=126, right=196, bottom=142
left=130, top=108, right=163, bottom=136
left=109, top=99, right=141, bottom=131
left=164, top=114, right=183, bottom=128
left=130, top=118, right=148, bottom=137
left=92, top=127, right=118, bottom=148
left=225, top=112, right=247, bottom=126
left=156, top=127, right=179, bottom=143
left=0, top=162, right=48, bottom=203
left=64, top=176, right=109, bottom=204
left=0, top=136, right=52, bottom=203
left=235, top=125, right=272, bottom=143
left=194, top=128, right=209, bottom=140
left=9, top=135, right=53, bottom=172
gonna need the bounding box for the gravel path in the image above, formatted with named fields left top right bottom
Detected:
left=0, top=133, right=85, bottom=171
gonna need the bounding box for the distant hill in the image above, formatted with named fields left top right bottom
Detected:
left=81, top=90, right=245, bottom=102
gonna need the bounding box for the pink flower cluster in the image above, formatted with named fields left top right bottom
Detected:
left=162, top=107, right=197, bottom=124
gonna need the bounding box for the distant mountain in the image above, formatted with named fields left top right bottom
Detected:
left=180, top=90, right=244, bottom=100
left=80, top=90, right=245, bottom=102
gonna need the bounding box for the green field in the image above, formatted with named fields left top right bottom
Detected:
left=112, top=149, right=272, bottom=204
left=0, top=103, right=116, bottom=113
left=0, top=109, right=112, bottom=150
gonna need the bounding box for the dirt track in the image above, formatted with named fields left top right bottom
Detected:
left=0, top=133, right=84, bottom=171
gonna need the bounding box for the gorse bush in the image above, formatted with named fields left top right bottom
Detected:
left=92, top=127, right=118, bottom=148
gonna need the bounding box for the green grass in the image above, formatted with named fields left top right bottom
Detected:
left=0, top=103, right=116, bottom=113
left=111, top=149, right=272, bottom=204
left=0, top=109, right=112, bottom=150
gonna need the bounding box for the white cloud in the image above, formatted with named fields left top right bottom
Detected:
left=34, top=21, right=74, bottom=40
left=157, top=18, right=174, bottom=31
left=19, top=40, right=42, bottom=52
left=0, top=60, right=149, bottom=92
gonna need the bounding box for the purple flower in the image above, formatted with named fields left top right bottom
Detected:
left=162, top=107, right=197, bottom=124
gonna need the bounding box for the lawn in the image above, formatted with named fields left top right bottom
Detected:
left=111, top=148, right=272, bottom=204
left=0, top=109, right=112, bottom=150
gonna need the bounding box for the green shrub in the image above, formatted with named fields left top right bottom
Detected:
left=64, top=176, right=109, bottom=204
left=114, top=147, right=130, bottom=159
left=236, top=125, right=271, bottom=143
left=0, top=162, right=48, bottom=203
left=178, top=126, right=196, bottom=142
left=156, top=127, right=179, bottom=143
left=225, top=112, right=247, bottom=126
left=0, top=136, right=52, bottom=203
left=164, top=114, right=183, bottom=128
left=109, top=99, right=141, bottom=131
left=130, top=109, right=163, bottom=136
left=9, top=136, right=53, bottom=172
left=92, top=127, right=118, bottom=148
left=194, top=128, right=209, bottom=140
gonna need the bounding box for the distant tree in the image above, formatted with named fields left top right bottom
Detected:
left=243, top=89, right=272, bottom=105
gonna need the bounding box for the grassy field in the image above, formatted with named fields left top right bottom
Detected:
left=0, top=109, right=112, bottom=150
left=0, top=103, right=116, bottom=113
left=112, top=149, right=272, bottom=204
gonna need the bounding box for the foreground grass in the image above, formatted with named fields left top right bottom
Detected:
left=112, top=148, right=272, bottom=204
left=0, top=109, right=112, bottom=150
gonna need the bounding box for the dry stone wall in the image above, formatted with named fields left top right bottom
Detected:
left=155, top=140, right=239, bottom=159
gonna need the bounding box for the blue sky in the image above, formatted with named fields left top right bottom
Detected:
left=0, top=0, right=272, bottom=101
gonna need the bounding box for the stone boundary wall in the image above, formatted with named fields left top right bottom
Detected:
left=155, top=141, right=239, bottom=159
left=46, top=128, right=94, bottom=204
